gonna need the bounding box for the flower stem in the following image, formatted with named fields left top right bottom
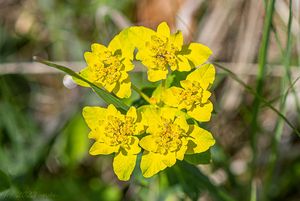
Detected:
left=131, top=84, right=152, bottom=104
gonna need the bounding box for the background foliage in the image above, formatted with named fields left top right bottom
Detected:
left=0, top=0, right=300, bottom=200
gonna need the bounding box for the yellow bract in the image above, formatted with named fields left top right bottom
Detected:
left=139, top=106, right=215, bottom=177
left=74, top=29, right=134, bottom=98
left=162, top=64, right=215, bottom=122
left=130, top=22, right=212, bottom=82
left=83, top=104, right=143, bottom=181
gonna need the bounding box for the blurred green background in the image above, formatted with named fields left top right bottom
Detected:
left=0, top=0, right=300, bottom=200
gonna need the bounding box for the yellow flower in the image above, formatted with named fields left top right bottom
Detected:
left=130, top=22, right=212, bottom=82
left=83, top=104, right=143, bottom=181
left=162, top=64, right=215, bottom=122
left=139, top=106, right=215, bottom=178
left=75, top=29, right=134, bottom=98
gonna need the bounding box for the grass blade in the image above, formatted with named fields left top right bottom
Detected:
left=264, top=1, right=297, bottom=199
left=250, top=0, right=276, bottom=177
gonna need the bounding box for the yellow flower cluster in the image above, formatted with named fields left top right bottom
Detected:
left=75, top=30, right=134, bottom=98
left=77, top=22, right=216, bottom=181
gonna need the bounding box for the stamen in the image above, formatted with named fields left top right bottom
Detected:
left=154, top=118, right=184, bottom=154
left=104, top=115, right=135, bottom=147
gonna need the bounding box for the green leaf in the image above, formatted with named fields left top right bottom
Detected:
left=0, top=170, right=10, bottom=192
left=33, top=56, right=129, bottom=112
left=166, top=161, right=235, bottom=201
left=91, top=86, right=129, bottom=112
left=184, top=150, right=211, bottom=165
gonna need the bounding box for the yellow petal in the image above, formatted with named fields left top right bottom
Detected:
left=174, top=115, right=189, bottom=132
left=186, top=64, right=215, bottom=90
left=148, top=69, right=168, bottom=82
left=126, top=107, right=137, bottom=121
left=113, top=151, right=137, bottom=181
left=187, top=101, right=213, bottom=122
left=73, top=67, right=91, bottom=87
left=91, top=43, right=107, bottom=53
left=89, top=141, right=119, bottom=155
left=170, top=31, right=183, bottom=49
left=82, top=106, right=107, bottom=130
left=107, top=104, right=121, bottom=117
left=139, top=135, right=158, bottom=152
left=202, top=90, right=212, bottom=103
left=176, top=55, right=192, bottom=71
left=128, top=26, right=156, bottom=49
left=162, top=87, right=182, bottom=107
left=186, top=125, right=215, bottom=154
left=140, top=106, right=161, bottom=129
left=135, top=50, right=146, bottom=61
left=163, top=152, right=177, bottom=167
left=88, top=130, right=105, bottom=141
left=134, top=108, right=145, bottom=134
left=180, top=80, right=193, bottom=89
left=122, top=59, right=134, bottom=71
left=135, top=122, right=145, bottom=135
left=113, top=78, right=131, bottom=98
left=176, top=138, right=188, bottom=160
left=140, top=151, right=176, bottom=178
left=157, top=22, right=170, bottom=38
left=104, top=81, right=117, bottom=92
left=119, top=71, right=129, bottom=82
left=108, top=28, right=135, bottom=60
left=160, top=107, right=177, bottom=121
left=125, top=136, right=141, bottom=154
left=137, top=53, right=156, bottom=68
left=184, top=43, right=212, bottom=67
left=84, top=52, right=98, bottom=66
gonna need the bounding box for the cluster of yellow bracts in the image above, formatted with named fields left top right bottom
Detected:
left=74, top=22, right=216, bottom=181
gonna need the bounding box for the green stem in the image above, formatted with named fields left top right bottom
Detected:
left=131, top=84, right=152, bottom=104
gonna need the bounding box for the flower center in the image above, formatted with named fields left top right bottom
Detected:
left=148, top=35, right=178, bottom=70
left=179, top=82, right=204, bottom=108
left=104, top=115, right=135, bottom=148
left=90, top=50, right=123, bottom=86
left=154, top=118, right=184, bottom=154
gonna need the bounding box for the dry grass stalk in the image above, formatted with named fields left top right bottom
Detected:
left=221, top=0, right=264, bottom=111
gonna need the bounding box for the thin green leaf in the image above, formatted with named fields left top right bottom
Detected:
left=33, top=56, right=129, bottom=112
left=250, top=0, right=275, bottom=183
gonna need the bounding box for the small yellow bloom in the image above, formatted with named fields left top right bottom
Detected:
left=162, top=64, right=215, bottom=122
left=130, top=22, right=212, bottom=82
left=139, top=106, right=215, bottom=178
left=83, top=104, right=143, bottom=181
left=75, top=29, right=134, bottom=98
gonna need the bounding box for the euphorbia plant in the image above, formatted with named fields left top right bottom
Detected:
left=35, top=22, right=216, bottom=181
